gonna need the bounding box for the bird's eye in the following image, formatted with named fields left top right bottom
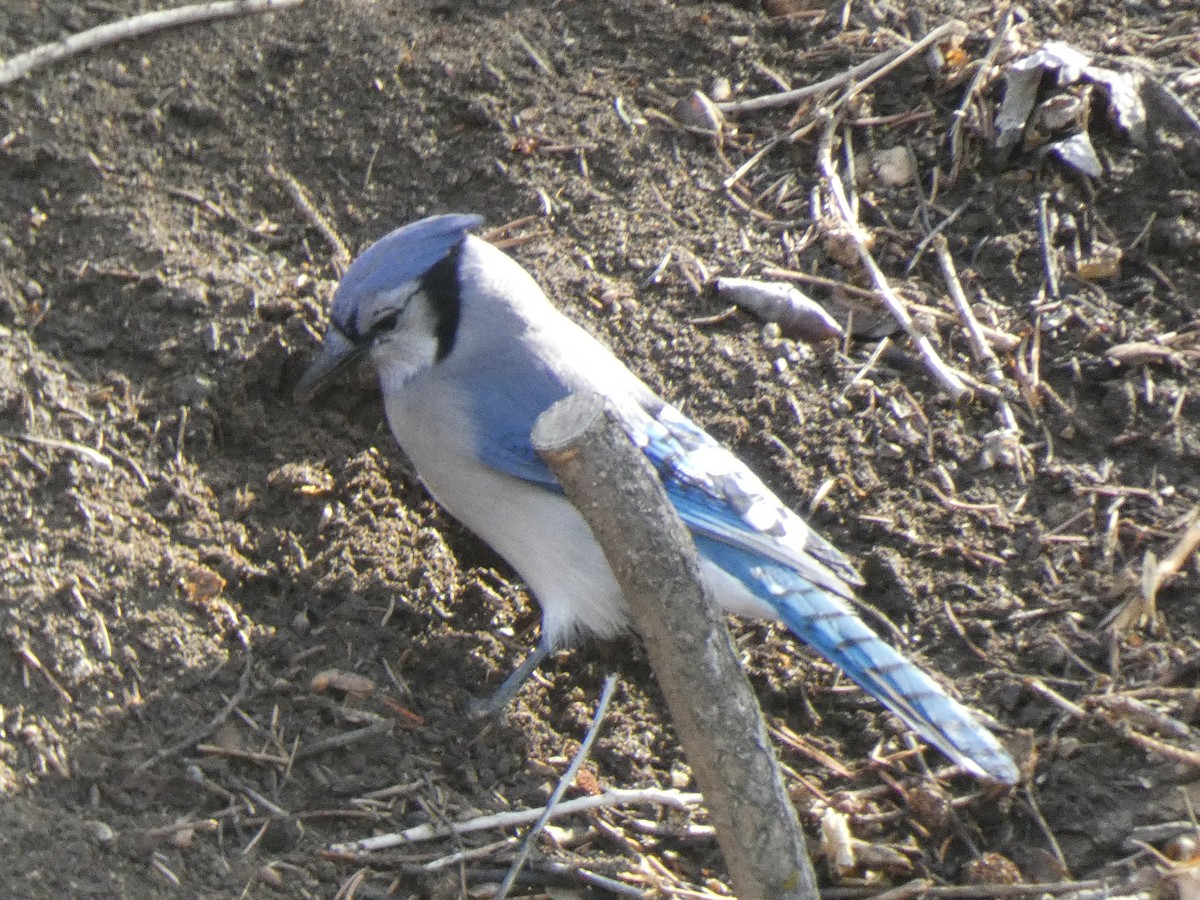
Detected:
left=371, top=311, right=399, bottom=334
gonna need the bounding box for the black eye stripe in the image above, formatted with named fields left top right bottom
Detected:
left=420, top=248, right=462, bottom=362
left=336, top=241, right=462, bottom=353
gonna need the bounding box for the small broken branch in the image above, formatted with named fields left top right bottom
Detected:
left=821, top=876, right=1119, bottom=899
left=946, top=9, right=1017, bottom=183
left=0, top=0, right=306, bottom=88
left=1104, top=505, right=1200, bottom=632
left=494, top=674, right=618, bottom=900
left=932, top=235, right=1020, bottom=432
left=0, top=431, right=113, bottom=471
left=1036, top=193, right=1061, bottom=300
left=762, top=265, right=1021, bottom=353
left=331, top=787, right=704, bottom=853
left=716, top=21, right=964, bottom=116
left=1024, top=676, right=1200, bottom=772
left=133, top=628, right=253, bottom=773
left=293, top=720, right=394, bottom=760
left=1087, top=695, right=1194, bottom=742
left=1144, top=507, right=1200, bottom=604
left=269, top=164, right=352, bottom=273
left=816, top=113, right=971, bottom=400
left=195, top=744, right=290, bottom=766
left=15, top=644, right=74, bottom=705
left=831, top=21, right=968, bottom=112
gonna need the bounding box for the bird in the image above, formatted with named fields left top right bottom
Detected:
left=295, top=212, right=1019, bottom=785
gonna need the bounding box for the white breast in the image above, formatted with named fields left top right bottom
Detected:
left=381, top=382, right=630, bottom=647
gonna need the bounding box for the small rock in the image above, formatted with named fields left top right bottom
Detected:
left=86, top=820, right=116, bottom=845
left=964, top=852, right=1023, bottom=885
left=259, top=817, right=303, bottom=854
left=672, top=90, right=723, bottom=132
left=857, top=146, right=917, bottom=188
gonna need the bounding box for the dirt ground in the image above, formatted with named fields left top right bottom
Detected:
left=2, top=0, right=1199, bottom=897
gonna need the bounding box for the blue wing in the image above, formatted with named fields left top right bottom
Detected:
left=475, top=393, right=1017, bottom=784
left=629, top=401, right=862, bottom=598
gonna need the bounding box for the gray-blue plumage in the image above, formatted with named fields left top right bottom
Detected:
left=296, top=214, right=1019, bottom=785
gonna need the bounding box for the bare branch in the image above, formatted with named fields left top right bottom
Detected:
left=716, top=21, right=964, bottom=116
left=932, top=235, right=1021, bottom=432
left=815, top=113, right=971, bottom=400
left=0, top=0, right=306, bottom=89
left=331, top=787, right=705, bottom=853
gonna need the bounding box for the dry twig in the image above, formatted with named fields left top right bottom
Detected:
left=513, top=29, right=555, bottom=77
left=424, top=836, right=519, bottom=872
left=330, top=788, right=704, bottom=854
left=815, top=113, right=971, bottom=399
left=1088, top=695, right=1194, bottom=742
left=294, top=720, right=394, bottom=760
left=269, top=164, right=352, bottom=272
left=931, top=235, right=1021, bottom=434
left=0, top=0, right=305, bottom=88
left=1104, top=505, right=1200, bottom=632
left=716, top=21, right=964, bottom=117
left=1036, top=193, right=1061, bottom=300
left=1025, top=675, right=1200, bottom=772
left=0, top=431, right=113, bottom=470
left=15, top=644, right=74, bottom=705
left=494, top=674, right=618, bottom=900
left=195, top=744, right=289, bottom=766
left=133, top=627, right=254, bottom=773
left=820, top=877, right=1121, bottom=899
left=762, top=265, right=1022, bottom=352
left=1140, top=508, right=1200, bottom=615
left=946, top=9, right=1018, bottom=183
left=830, top=22, right=966, bottom=112
left=531, top=860, right=648, bottom=897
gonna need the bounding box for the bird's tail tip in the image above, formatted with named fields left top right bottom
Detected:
left=767, top=578, right=1020, bottom=784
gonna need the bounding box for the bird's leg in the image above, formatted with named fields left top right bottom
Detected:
left=468, top=634, right=551, bottom=717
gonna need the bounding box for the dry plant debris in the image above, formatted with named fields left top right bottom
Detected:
left=1, top=0, right=1199, bottom=896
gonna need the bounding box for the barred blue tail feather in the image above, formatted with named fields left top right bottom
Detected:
left=696, top=536, right=1017, bottom=784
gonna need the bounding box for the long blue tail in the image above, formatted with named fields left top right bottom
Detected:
left=697, top=536, right=1018, bottom=784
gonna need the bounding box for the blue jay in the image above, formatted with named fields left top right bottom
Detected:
left=295, top=213, right=1019, bottom=784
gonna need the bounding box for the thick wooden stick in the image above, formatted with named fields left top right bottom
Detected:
left=531, top=392, right=817, bottom=900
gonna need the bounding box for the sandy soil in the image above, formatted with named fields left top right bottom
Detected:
left=2, top=0, right=1199, bottom=896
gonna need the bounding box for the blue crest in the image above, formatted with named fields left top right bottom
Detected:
left=331, top=213, right=483, bottom=326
